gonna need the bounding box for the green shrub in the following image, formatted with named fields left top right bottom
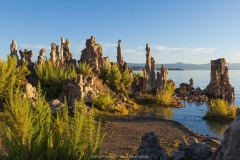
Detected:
left=0, top=84, right=103, bottom=159
left=76, top=61, right=92, bottom=76
left=101, top=65, right=133, bottom=95
left=0, top=56, right=29, bottom=104
left=156, top=81, right=175, bottom=106
left=120, top=69, right=133, bottom=94
left=92, top=92, right=116, bottom=111
left=35, top=60, right=76, bottom=99
left=51, top=101, right=103, bottom=159
left=204, top=99, right=236, bottom=122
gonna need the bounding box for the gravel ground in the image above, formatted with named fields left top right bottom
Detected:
left=99, top=116, right=220, bottom=156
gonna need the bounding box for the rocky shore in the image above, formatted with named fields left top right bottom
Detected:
left=99, top=116, right=220, bottom=158
left=175, top=58, right=235, bottom=104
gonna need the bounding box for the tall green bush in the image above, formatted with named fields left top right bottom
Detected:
left=120, top=69, right=133, bottom=94
left=0, top=56, right=29, bottom=104
left=0, top=85, right=103, bottom=159
left=35, top=60, right=76, bottom=99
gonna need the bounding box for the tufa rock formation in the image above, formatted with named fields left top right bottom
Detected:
left=190, top=78, right=194, bottom=87
left=60, top=74, right=92, bottom=106
left=48, top=37, right=76, bottom=66
left=60, top=74, right=111, bottom=106
left=37, top=48, right=46, bottom=65
left=173, top=139, right=213, bottom=160
left=117, top=40, right=124, bottom=68
left=19, top=49, right=34, bottom=66
left=204, top=58, right=235, bottom=102
left=80, top=36, right=110, bottom=74
left=156, top=64, right=169, bottom=91
left=61, top=38, right=74, bottom=64
left=116, top=39, right=130, bottom=71
left=141, top=44, right=169, bottom=93
left=131, top=132, right=171, bottom=160
left=50, top=43, right=59, bottom=64
left=49, top=99, right=64, bottom=113
left=175, top=78, right=209, bottom=103
left=10, top=39, right=18, bottom=58
left=142, top=43, right=156, bottom=92
left=23, top=83, right=37, bottom=102
left=214, top=115, right=240, bottom=160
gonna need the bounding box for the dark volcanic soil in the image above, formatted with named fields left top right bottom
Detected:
left=99, top=116, right=220, bottom=156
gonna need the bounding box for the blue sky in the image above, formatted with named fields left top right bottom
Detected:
left=1, top=0, right=240, bottom=64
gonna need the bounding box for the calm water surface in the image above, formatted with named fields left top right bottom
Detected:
left=139, top=70, right=240, bottom=139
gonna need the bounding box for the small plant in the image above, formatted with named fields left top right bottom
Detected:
left=92, top=92, right=116, bottom=111
left=77, top=61, right=92, bottom=76
left=35, top=60, right=76, bottom=99
left=204, top=99, right=236, bottom=122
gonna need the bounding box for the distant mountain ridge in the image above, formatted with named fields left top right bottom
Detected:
left=129, top=62, right=240, bottom=70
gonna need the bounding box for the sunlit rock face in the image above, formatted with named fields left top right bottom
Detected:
left=156, top=64, right=169, bottom=91
left=19, top=49, right=34, bottom=66
left=80, top=36, right=105, bottom=74
left=37, top=48, right=46, bottom=65
left=142, top=43, right=156, bottom=92
left=60, top=74, right=97, bottom=106
left=204, top=58, right=235, bottom=102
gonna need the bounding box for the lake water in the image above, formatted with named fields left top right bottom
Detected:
left=138, top=70, right=240, bottom=139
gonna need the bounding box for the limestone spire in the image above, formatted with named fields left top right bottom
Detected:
left=10, top=39, right=18, bottom=58
left=143, top=43, right=156, bottom=92
left=117, top=39, right=124, bottom=66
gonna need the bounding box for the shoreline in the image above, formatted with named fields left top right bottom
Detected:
left=99, top=115, right=220, bottom=156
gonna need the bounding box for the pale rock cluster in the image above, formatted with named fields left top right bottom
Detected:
left=204, top=58, right=235, bottom=102
left=59, top=74, right=111, bottom=106
left=156, top=64, right=169, bottom=91
left=37, top=48, right=46, bottom=65
left=175, top=78, right=209, bottom=103
left=19, top=49, right=34, bottom=66
left=131, top=132, right=171, bottom=160
left=60, top=74, right=94, bottom=106
left=142, top=44, right=169, bottom=93
left=80, top=36, right=110, bottom=74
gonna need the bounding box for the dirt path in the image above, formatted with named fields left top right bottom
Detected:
left=99, top=116, right=220, bottom=156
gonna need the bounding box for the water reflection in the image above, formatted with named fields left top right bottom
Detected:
left=153, top=107, right=173, bottom=119
left=139, top=106, right=173, bottom=119
left=205, top=120, right=229, bottom=137
left=139, top=102, right=231, bottom=139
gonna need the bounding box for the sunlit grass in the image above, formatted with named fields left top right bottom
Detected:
left=204, top=99, right=237, bottom=122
